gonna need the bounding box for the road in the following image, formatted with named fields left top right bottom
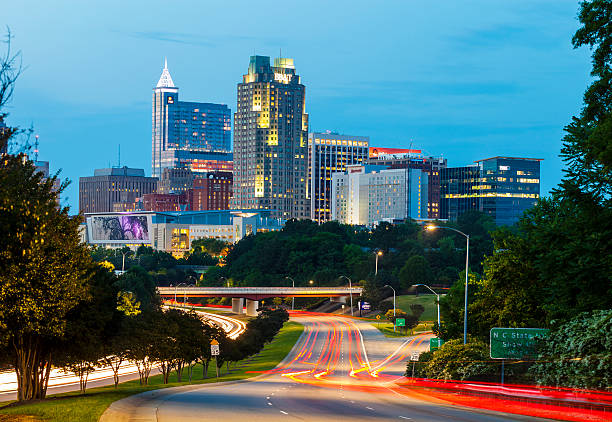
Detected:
left=0, top=309, right=245, bottom=402
left=107, top=313, right=550, bottom=422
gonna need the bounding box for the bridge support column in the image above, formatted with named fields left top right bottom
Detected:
left=231, top=298, right=244, bottom=314
left=245, top=299, right=259, bottom=316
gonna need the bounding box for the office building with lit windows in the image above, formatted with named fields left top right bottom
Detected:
left=79, top=167, right=158, bottom=213
left=231, top=55, right=309, bottom=219
left=152, top=60, right=232, bottom=178
left=441, top=156, right=541, bottom=225
left=331, top=165, right=428, bottom=227
left=308, top=132, right=369, bottom=223
left=368, top=148, right=446, bottom=219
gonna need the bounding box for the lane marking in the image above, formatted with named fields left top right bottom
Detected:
left=366, top=406, right=375, bottom=410
left=267, top=402, right=273, bottom=406
left=280, top=411, right=288, bottom=415
left=399, top=417, right=411, bottom=420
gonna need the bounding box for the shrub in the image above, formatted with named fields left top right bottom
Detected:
left=422, top=338, right=496, bottom=381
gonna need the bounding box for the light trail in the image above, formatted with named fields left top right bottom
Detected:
left=0, top=307, right=246, bottom=395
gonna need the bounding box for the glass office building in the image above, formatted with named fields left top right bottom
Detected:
left=441, top=156, right=541, bottom=225
left=152, top=60, right=232, bottom=178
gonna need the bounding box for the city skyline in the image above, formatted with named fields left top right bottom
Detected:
left=2, top=1, right=589, bottom=212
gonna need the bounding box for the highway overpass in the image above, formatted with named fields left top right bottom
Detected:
left=157, top=286, right=363, bottom=316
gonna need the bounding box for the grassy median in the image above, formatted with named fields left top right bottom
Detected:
left=0, top=321, right=304, bottom=422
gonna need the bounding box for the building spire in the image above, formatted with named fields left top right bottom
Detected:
left=156, top=57, right=175, bottom=88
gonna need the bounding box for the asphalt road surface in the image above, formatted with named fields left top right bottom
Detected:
left=106, top=313, right=551, bottom=422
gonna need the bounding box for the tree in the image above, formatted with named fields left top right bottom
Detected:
left=115, top=266, right=160, bottom=312
left=436, top=272, right=480, bottom=341
left=558, top=0, right=612, bottom=204
left=56, top=264, right=122, bottom=394
left=0, top=140, right=92, bottom=400
left=530, top=310, right=612, bottom=389
left=399, top=255, right=432, bottom=290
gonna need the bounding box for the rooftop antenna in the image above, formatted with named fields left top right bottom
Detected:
left=280, top=47, right=282, bottom=58
left=118, top=144, right=121, bottom=167
left=33, top=134, right=39, bottom=161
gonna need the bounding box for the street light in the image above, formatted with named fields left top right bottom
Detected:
left=426, top=225, right=470, bottom=344
left=309, top=280, right=314, bottom=285
left=176, top=282, right=190, bottom=307
left=374, top=250, right=383, bottom=276
left=383, top=285, right=396, bottom=332
left=412, top=284, right=440, bottom=328
left=219, top=276, right=229, bottom=287
left=339, top=276, right=353, bottom=316
left=285, top=276, right=296, bottom=311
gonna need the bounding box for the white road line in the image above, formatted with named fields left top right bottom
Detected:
left=280, top=411, right=288, bottom=415
left=268, top=402, right=273, bottom=406
left=366, top=406, right=375, bottom=410
left=399, top=417, right=411, bottom=420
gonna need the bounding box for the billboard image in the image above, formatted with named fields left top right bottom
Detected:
left=89, top=215, right=151, bottom=243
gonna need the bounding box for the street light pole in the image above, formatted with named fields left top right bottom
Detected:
left=285, top=276, right=296, bottom=311
left=383, top=285, right=396, bottom=332
left=339, top=276, right=353, bottom=316
left=425, top=225, right=470, bottom=344
left=374, top=250, right=383, bottom=276
left=412, top=283, right=440, bottom=328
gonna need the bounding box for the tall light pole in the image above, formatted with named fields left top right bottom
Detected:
left=121, top=250, right=130, bottom=273
left=426, top=225, right=470, bottom=344
left=285, top=276, right=296, bottom=311
left=383, top=285, right=396, bottom=332
left=374, top=250, right=383, bottom=275
left=339, top=276, right=353, bottom=316
left=412, top=283, right=440, bottom=328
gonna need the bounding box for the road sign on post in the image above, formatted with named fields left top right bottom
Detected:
left=211, top=339, right=220, bottom=356
left=430, top=338, right=444, bottom=351
left=361, top=302, right=371, bottom=311
left=490, top=328, right=549, bottom=359
left=395, top=318, right=405, bottom=327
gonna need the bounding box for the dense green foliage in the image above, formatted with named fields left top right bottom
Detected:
left=203, top=217, right=493, bottom=304
left=409, top=338, right=496, bottom=381
left=530, top=310, right=612, bottom=389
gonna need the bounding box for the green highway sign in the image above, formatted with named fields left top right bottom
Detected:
left=490, top=327, right=549, bottom=359
left=430, top=338, right=444, bottom=351
left=395, top=318, right=405, bottom=327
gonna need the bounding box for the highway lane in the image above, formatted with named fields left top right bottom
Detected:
left=0, top=309, right=245, bottom=402
left=128, top=313, right=549, bottom=422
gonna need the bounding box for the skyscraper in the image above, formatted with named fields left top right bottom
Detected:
left=231, top=55, right=309, bottom=219
left=308, top=132, right=369, bottom=223
left=151, top=59, right=232, bottom=178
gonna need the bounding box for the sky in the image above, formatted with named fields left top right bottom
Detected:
left=2, top=0, right=592, bottom=211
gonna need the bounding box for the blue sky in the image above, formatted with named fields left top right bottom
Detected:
left=2, top=0, right=591, bottom=211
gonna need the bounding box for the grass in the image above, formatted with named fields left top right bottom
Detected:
left=373, top=321, right=434, bottom=338
left=0, top=321, right=304, bottom=422
left=384, top=294, right=443, bottom=322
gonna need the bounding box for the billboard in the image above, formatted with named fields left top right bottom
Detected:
left=87, top=214, right=152, bottom=244
left=369, top=147, right=422, bottom=158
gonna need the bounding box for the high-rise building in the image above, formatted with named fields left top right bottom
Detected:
left=79, top=167, right=158, bottom=213
left=231, top=55, right=309, bottom=219
left=440, top=156, right=541, bottom=225
left=152, top=60, right=232, bottom=178
left=188, top=171, right=233, bottom=211
left=308, top=132, right=369, bottom=223
left=368, top=148, right=447, bottom=219
left=331, top=165, right=428, bottom=226
left=140, top=193, right=188, bottom=212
